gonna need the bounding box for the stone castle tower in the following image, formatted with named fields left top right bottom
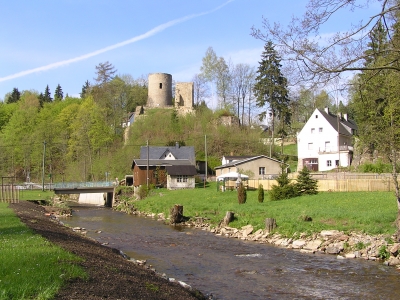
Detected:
left=147, top=73, right=172, bottom=108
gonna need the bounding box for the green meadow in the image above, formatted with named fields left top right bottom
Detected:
left=131, top=182, right=398, bottom=237
left=0, top=202, right=86, bottom=300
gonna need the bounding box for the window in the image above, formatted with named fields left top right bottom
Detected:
left=311, top=128, right=315, bottom=134
left=335, top=160, right=339, bottom=167
left=315, top=115, right=318, bottom=118
left=308, top=143, right=313, bottom=150
left=327, top=160, right=332, bottom=167
left=259, top=167, right=265, bottom=175
left=159, top=83, right=162, bottom=89
left=325, top=141, right=330, bottom=151
left=177, top=175, right=188, bottom=182
left=319, top=127, right=323, bottom=132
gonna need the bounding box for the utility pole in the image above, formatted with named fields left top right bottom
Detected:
left=204, top=135, right=207, bottom=188
left=42, top=141, right=46, bottom=191
left=146, top=140, right=149, bottom=189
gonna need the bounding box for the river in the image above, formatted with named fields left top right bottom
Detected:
left=65, top=204, right=400, bottom=300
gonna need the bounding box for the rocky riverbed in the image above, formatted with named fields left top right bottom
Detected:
left=133, top=210, right=400, bottom=268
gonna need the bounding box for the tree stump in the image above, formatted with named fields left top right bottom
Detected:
left=265, top=218, right=277, bottom=233
left=222, top=211, right=234, bottom=226
left=170, top=205, right=183, bottom=224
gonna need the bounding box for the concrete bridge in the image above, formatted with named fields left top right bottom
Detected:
left=53, top=182, right=116, bottom=207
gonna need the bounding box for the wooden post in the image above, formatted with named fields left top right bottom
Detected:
left=222, top=211, right=234, bottom=226
left=170, top=205, right=183, bottom=224
left=265, top=218, right=277, bottom=233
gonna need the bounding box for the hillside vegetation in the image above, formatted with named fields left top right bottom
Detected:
left=0, top=96, right=286, bottom=184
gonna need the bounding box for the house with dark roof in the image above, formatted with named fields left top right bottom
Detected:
left=131, top=143, right=197, bottom=190
left=215, top=155, right=284, bottom=179
left=297, top=107, right=357, bottom=171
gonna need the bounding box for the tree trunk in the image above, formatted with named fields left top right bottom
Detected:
left=222, top=211, right=234, bottom=226
left=265, top=218, right=277, bottom=233
left=170, top=205, right=183, bottom=224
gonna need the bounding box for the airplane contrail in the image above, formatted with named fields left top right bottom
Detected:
left=0, top=0, right=234, bottom=83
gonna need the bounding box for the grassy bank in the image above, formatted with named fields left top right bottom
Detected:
left=130, top=182, right=398, bottom=237
left=19, top=190, right=54, bottom=201
left=0, top=202, right=86, bottom=300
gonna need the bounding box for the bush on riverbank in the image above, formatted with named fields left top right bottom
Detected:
left=130, top=182, right=397, bottom=237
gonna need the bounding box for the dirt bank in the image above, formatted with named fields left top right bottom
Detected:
left=9, top=201, right=206, bottom=300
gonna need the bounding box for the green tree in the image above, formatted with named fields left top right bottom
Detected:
left=54, top=84, right=63, bottom=101
left=253, top=41, right=291, bottom=156
left=295, top=166, right=318, bottom=195
left=6, top=88, right=21, bottom=104
left=80, top=80, right=90, bottom=99
left=200, top=47, right=231, bottom=107
left=258, top=184, right=264, bottom=203
left=237, top=182, right=247, bottom=204
left=348, top=11, right=400, bottom=239
left=269, top=163, right=297, bottom=201
left=43, top=85, right=52, bottom=103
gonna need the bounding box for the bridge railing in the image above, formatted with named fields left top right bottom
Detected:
left=53, top=181, right=115, bottom=189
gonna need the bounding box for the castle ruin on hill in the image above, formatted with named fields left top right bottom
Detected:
left=135, top=72, right=194, bottom=117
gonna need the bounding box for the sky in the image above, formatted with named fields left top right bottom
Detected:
left=0, top=0, right=379, bottom=101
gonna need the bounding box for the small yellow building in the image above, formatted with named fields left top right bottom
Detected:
left=215, top=155, right=286, bottom=179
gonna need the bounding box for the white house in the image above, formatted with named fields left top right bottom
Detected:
left=297, top=108, right=357, bottom=172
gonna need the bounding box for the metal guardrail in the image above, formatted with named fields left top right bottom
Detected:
left=53, top=181, right=115, bottom=189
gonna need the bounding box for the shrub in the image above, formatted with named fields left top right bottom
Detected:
left=269, top=184, right=298, bottom=201
left=237, top=183, right=247, bottom=204
left=137, top=184, right=154, bottom=200
left=258, top=184, right=264, bottom=203
left=378, top=245, right=390, bottom=260
left=269, top=163, right=298, bottom=201
left=295, top=166, right=318, bottom=195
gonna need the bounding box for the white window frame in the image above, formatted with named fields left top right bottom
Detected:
left=259, top=167, right=265, bottom=175
left=177, top=175, right=188, bottom=183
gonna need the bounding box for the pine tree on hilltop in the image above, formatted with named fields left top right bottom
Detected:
left=54, top=84, right=63, bottom=101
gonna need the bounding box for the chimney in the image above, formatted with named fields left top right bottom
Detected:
left=343, top=113, right=348, bottom=121
left=324, top=107, right=329, bottom=114
left=175, top=142, right=179, bottom=148
left=338, top=112, right=342, bottom=120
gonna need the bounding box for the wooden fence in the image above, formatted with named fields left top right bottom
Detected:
left=247, top=178, right=397, bottom=192
left=0, top=185, right=20, bottom=203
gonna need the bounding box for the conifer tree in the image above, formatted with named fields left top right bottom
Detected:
left=237, top=182, right=247, bottom=204
left=80, top=80, right=90, bottom=98
left=258, top=184, right=264, bottom=203
left=253, top=41, right=291, bottom=156
left=43, top=85, right=52, bottom=103
left=54, top=84, right=63, bottom=101
left=295, top=166, right=318, bottom=195
left=6, top=88, right=21, bottom=104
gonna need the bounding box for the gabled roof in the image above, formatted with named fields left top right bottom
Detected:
left=223, top=155, right=254, bottom=161
left=139, top=144, right=195, bottom=164
left=316, top=108, right=357, bottom=136
left=131, top=159, right=193, bottom=169
left=215, top=155, right=284, bottom=170
left=166, top=165, right=197, bottom=176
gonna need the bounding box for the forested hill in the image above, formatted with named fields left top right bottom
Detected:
left=0, top=94, right=278, bottom=184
